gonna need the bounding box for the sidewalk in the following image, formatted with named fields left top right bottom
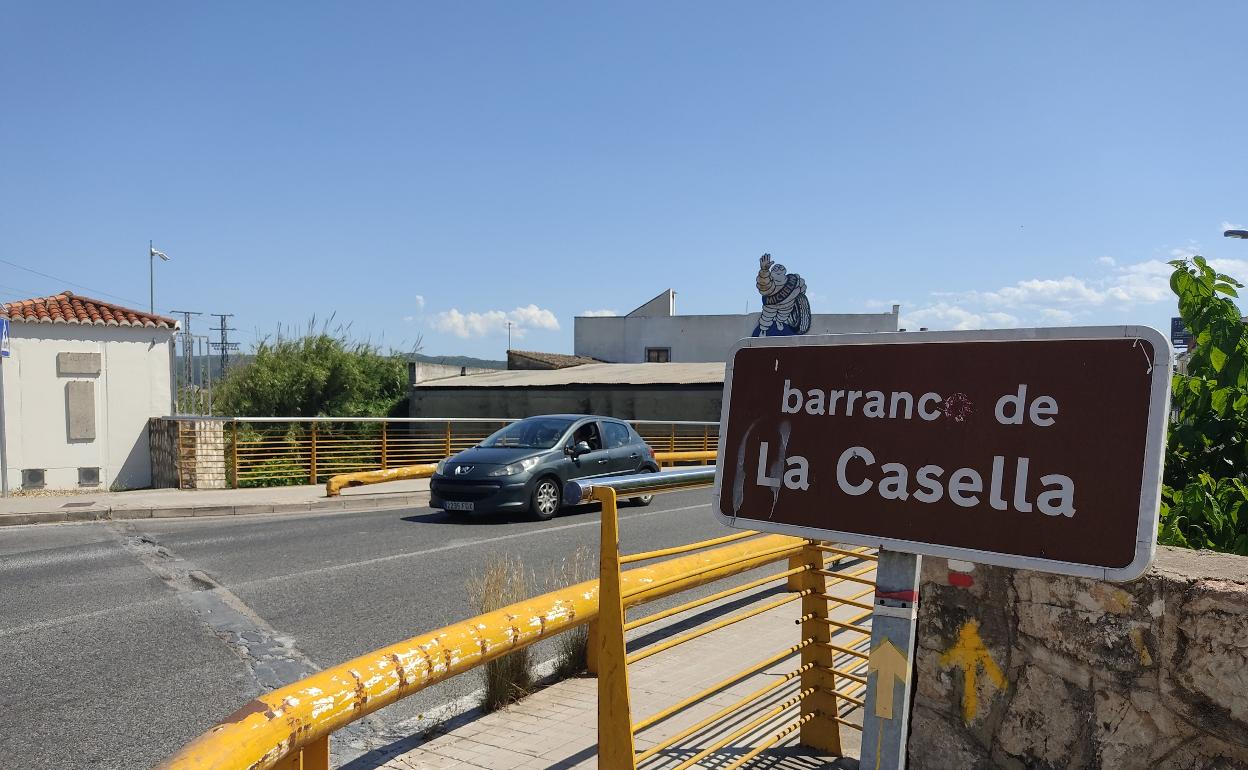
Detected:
left=362, top=582, right=865, bottom=770
left=0, top=478, right=431, bottom=526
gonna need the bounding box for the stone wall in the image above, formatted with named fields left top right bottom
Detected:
left=190, top=420, right=227, bottom=489
left=910, top=547, right=1248, bottom=769
left=148, top=418, right=179, bottom=488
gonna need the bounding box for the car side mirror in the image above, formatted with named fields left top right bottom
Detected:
left=568, top=440, right=591, bottom=457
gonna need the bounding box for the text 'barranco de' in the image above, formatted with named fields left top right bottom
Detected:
left=756, top=381, right=1076, bottom=518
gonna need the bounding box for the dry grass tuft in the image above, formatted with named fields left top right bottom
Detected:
left=546, top=546, right=594, bottom=678
left=466, top=552, right=534, bottom=711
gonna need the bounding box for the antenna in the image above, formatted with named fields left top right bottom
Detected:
left=209, top=313, right=239, bottom=377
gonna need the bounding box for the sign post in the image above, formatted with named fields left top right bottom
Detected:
left=859, top=550, right=921, bottom=770
left=713, top=327, right=1173, bottom=767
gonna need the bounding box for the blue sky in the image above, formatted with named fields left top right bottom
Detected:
left=2, top=2, right=1245, bottom=359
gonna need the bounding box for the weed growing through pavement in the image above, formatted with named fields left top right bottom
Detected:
left=466, top=552, right=534, bottom=711
left=546, top=546, right=593, bottom=679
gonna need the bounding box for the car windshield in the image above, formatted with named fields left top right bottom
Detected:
left=479, top=418, right=575, bottom=449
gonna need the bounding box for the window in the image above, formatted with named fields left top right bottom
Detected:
left=571, top=422, right=603, bottom=451
left=646, top=347, right=671, bottom=363
left=603, top=421, right=631, bottom=449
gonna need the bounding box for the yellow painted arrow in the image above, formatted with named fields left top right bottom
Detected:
left=867, top=638, right=909, bottom=719
left=938, top=619, right=1006, bottom=722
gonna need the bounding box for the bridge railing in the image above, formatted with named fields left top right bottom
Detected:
left=158, top=417, right=719, bottom=489
left=157, top=462, right=873, bottom=770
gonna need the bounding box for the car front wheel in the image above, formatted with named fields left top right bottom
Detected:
left=530, top=478, right=562, bottom=521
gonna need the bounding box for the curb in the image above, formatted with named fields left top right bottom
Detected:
left=0, top=492, right=431, bottom=527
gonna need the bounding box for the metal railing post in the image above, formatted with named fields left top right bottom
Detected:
left=272, top=735, right=329, bottom=770
left=381, top=422, right=389, bottom=469
left=586, top=620, right=601, bottom=675
left=798, top=540, right=842, bottom=754
left=231, top=420, right=239, bottom=489
left=593, top=486, right=636, bottom=770
left=669, top=423, right=676, bottom=452
left=310, top=422, right=318, bottom=485
left=444, top=421, right=452, bottom=457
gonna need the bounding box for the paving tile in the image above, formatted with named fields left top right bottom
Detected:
left=379, top=573, right=870, bottom=769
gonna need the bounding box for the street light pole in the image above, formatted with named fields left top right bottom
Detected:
left=149, top=241, right=171, bottom=314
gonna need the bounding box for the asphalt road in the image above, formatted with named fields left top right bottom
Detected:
left=0, top=490, right=750, bottom=770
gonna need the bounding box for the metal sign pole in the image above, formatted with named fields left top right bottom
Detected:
left=860, top=549, right=922, bottom=770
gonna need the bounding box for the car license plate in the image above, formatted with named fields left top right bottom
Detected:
left=445, top=501, right=474, bottom=511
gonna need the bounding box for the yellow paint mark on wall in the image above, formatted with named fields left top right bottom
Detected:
left=938, top=619, right=1007, bottom=723
left=1130, top=627, right=1153, bottom=666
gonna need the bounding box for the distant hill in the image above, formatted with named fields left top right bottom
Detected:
left=412, top=353, right=506, bottom=370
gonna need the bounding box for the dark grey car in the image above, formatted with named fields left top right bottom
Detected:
left=429, top=415, right=661, bottom=520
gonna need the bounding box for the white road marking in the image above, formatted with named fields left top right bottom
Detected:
left=232, top=501, right=713, bottom=590
left=0, top=499, right=717, bottom=637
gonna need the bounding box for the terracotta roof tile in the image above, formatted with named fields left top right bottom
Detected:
left=0, top=291, right=178, bottom=330
left=507, top=349, right=601, bottom=370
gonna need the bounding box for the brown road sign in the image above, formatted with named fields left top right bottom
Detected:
left=713, top=327, right=1172, bottom=581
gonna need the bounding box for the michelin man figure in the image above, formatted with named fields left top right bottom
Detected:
left=753, top=253, right=812, bottom=337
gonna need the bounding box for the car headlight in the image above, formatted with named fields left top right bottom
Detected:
left=435, top=458, right=448, bottom=475
left=488, top=457, right=541, bottom=477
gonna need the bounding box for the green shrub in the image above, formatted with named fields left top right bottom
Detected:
left=1160, top=257, right=1248, bottom=554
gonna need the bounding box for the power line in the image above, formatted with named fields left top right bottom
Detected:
left=169, top=310, right=202, bottom=405
left=0, top=257, right=149, bottom=309
left=209, top=313, right=239, bottom=376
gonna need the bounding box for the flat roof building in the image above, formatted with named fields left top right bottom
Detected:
left=574, top=289, right=900, bottom=363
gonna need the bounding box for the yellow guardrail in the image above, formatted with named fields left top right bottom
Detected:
left=324, top=463, right=437, bottom=496
left=324, top=449, right=717, bottom=496
left=654, top=450, right=717, bottom=466
left=162, top=417, right=719, bottom=489
left=160, top=465, right=873, bottom=770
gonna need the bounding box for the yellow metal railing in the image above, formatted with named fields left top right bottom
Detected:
left=164, top=417, right=719, bottom=489
left=584, top=479, right=877, bottom=769
left=157, top=463, right=871, bottom=770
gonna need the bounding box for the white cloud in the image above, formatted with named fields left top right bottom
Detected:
left=581, top=309, right=618, bottom=317
left=1039, top=308, right=1076, bottom=324
left=415, top=295, right=425, bottom=310
left=899, top=253, right=1217, bottom=331
left=508, top=304, right=560, bottom=331
left=900, top=303, right=1019, bottom=331
left=1223, top=221, right=1244, bottom=232
left=1170, top=244, right=1201, bottom=260
left=402, top=315, right=415, bottom=323
left=1209, top=259, right=1248, bottom=279
left=433, top=304, right=561, bottom=339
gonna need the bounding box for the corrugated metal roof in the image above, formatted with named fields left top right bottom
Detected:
left=415, top=362, right=725, bottom=388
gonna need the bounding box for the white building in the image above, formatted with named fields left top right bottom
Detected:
left=574, top=289, right=900, bottom=363
left=1, top=292, right=177, bottom=491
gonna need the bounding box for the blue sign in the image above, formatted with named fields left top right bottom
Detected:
left=0, top=317, right=8, bottom=358
left=1170, top=317, right=1192, bottom=348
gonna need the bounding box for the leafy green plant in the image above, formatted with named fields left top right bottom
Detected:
left=214, top=319, right=412, bottom=418
left=1160, top=256, right=1248, bottom=554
